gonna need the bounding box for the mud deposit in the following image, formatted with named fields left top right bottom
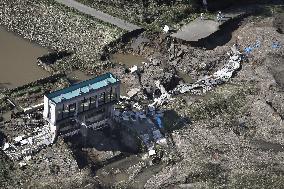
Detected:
left=0, top=27, right=50, bottom=88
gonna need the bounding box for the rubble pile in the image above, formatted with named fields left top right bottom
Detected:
left=141, top=60, right=180, bottom=91
left=173, top=46, right=242, bottom=95
left=166, top=42, right=228, bottom=76
left=117, top=45, right=242, bottom=109
left=143, top=14, right=284, bottom=188
left=129, top=34, right=230, bottom=81
left=234, top=16, right=284, bottom=61
left=2, top=124, right=53, bottom=161
left=113, top=104, right=167, bottom=154
left=150, top=81, right=172, bottom=107
left=0, top=0, right=124, bottom=73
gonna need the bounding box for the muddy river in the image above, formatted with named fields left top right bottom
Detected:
left=0, top=27, right=50, bottom=89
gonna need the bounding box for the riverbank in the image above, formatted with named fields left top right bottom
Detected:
left=0, top=0, right=125, bottom=75
left=0, top=27, right=50, bottom=88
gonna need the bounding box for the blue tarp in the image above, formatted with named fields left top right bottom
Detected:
left=253, top=40, right=261, bottom=48
left=272, top=42, right=281, bottom=49
left=244, top=46, right=253, bottom=54
left=156, top=116, right=163, bottom=128
left=244, top=40, right=261, bottom=54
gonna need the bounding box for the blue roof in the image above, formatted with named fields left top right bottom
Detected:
left=46, top=73, right=119, bottom=104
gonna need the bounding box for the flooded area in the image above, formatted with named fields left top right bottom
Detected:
left=96, top=154, right=164, bottom=188
left=0, top=27, right=50, bottom=89
left=67, top=70, right=92, bottom=84
left=95, top=155, right=141, bottom=183
left=110, top=53, right=149, bottom=68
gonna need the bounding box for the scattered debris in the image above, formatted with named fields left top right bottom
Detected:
left=3, top=125, right=53, bottom=161
left=163, top=25, right=170, bottom=33
left=130, top=65, right=138, bottom=73
left=127, top=88, right=140, bottom=98
left=173, top=47, right=242, bottom=94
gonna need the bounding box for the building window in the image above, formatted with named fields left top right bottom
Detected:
left=69, top=103, right=76, bottom=117
left=79, top=98, right=85, bottom=113
left=111, top=87, right=117, bottom=101
left=90, top=95, right=97, bottom=109
left=57, top=108, right=63, bottom=121
left=62, top=104, right=69, bottom=119
left=98, top=92, right=105, bottom=106
left=105, top=90, right=110, bottom=103
left=83, top=97, right=90, bottom=111
left=47, top=105, right=51, bottom=119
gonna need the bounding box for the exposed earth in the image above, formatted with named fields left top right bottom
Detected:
left=0, top=0, right=284, bottom=189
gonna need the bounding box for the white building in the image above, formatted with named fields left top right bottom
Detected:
left=43, top=73, right=120, bottom=141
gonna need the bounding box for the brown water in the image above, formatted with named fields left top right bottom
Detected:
left=95, top=154, right=163, bottom=188
left=0, top=27, right=50, bottom=89
left=110, top=53, right=148, bottom=68
left=67, top=70, right=92, bottom=84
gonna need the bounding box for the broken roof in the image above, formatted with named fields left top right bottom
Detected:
left=46, top=73, right=119, bottom=104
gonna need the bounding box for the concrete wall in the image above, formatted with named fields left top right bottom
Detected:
left=50, top=103, right=57, bottom=125
left=43, top=95, right=49, bottom=119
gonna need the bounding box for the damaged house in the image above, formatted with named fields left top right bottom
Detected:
left=43, top=73, right=120, bottom=141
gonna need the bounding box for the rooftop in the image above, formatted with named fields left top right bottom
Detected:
left=46, top=73, right=119, bottom=104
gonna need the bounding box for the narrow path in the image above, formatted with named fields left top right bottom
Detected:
left=54, top=0, right=141, bottom=32
left=171, top=12, right=244, bottom=42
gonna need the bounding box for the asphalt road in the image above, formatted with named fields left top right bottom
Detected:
left=55, top=0, right=141, bottom=31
